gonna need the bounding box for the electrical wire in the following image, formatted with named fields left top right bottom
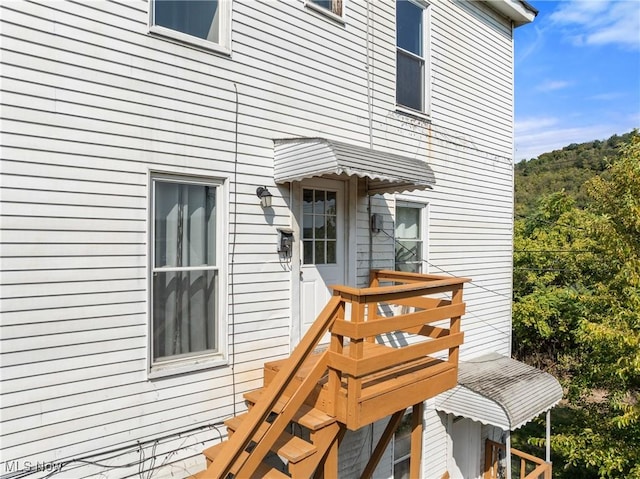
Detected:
left=230, top=82, right=240, bottom=417
left=6, top=422, right=227, bottom=479
left=380, top=228, right=512, bottom=300
left=378, top=228, right=511, bottom=338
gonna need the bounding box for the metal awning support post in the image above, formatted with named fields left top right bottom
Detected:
left=505, top=431, right=512, bottom=479
left=546, top=409, right=551, bottom=463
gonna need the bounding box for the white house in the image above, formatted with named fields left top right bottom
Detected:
left=0, top=0, right=561, bottom=478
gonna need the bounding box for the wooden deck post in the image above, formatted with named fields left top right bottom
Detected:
left=448, top=285, right=463, bottom=366
left=410, top=402, right=424, bottom=478
left=366, top=270, right=380, bottom=343
left=328, top=294, right=345, bottom=417
left=347, top=297, right=365, bottom=427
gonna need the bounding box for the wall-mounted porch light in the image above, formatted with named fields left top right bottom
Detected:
left=256, top=186, right=273, bottom=208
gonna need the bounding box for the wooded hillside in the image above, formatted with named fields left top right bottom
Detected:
left=515, top=131, right=635, bottom=216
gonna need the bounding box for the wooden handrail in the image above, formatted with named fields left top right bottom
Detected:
left=208, top=296, right=343, bottom=478
left=484, top=439, right=551, bottom=479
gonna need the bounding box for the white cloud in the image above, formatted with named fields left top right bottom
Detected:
left=536, top=80, right=572, bottom=92
left=514, top=117, right=637, bottom=161
left=589, top=91, right=624, bottom=101
left=550, top=0, right=640, bottom=50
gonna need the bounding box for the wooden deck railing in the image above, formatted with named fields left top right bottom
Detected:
left=328, top=269, right=470, bottom=428
left=484, top=439, right=552, bottom=479
left=207, top=269, right=469, bottom=478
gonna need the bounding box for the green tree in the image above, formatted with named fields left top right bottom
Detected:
left=513, top=133, right=640, bottom=478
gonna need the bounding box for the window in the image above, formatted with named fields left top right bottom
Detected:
left=151, top=175, right=223, bottom=366
left=396, top=0, right=429, bottom=113
left=395, top=201, right=426, bottom=272
left=151, top=0, right=231, bottom=52
left=306, top=0, right=343, bottom=17
left=393, top=411, right=413, bottom=478
left=302, top=188, right=337, bottom=265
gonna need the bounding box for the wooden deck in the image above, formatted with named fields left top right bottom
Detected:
left=192, top=270, right=470, bottom=478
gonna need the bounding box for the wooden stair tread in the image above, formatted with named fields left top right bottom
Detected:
left=223, top=413, right=316, bottom=463
left=264, top=350, right=324, bottom=383
left=201, top=443, right=289, bottom=478
left=244, top=389, right=336, bottom=430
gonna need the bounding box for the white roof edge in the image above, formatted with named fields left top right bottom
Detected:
left=482, top=0, right=538, bottom=27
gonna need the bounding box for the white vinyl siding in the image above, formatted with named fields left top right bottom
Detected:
left=0, top=0, right=517, bottom=477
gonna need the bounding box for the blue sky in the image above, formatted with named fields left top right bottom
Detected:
left=514, top=0, right=640, bottom=161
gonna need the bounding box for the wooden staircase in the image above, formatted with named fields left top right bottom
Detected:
left=189, top=270, right=469, bottom=479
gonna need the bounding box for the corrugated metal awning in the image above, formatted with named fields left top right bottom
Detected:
left=273, top=138, right=435, bottom=194
left=435, top=353, right=563, bottom=430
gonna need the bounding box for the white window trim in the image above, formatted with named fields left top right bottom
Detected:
left=147, top=171, right=229, bottom=379
left=304, top=0, right=346, bottom=24
left=396, top=0, right=432, bottom=118
left=148, top=0, right=232, bottom=56
left=394, top=197, right=429, bottom=274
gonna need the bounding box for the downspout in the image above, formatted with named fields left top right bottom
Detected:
left=368, top=179, right=373, bottom=272
left=366, top=0, right=374, bottom=272
left=509, top=19, right=516, bottom=357
left=366, top=0, right=373, bottom=150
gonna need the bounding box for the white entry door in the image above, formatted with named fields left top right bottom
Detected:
left=449, top=417, right=482, bottom=479
left=298, top=179, right=346, bottom=340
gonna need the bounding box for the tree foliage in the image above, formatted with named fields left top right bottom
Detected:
left=513, top=132, right=640, bottom=478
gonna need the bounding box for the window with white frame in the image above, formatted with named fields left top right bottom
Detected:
left=395, top=201, right=426, bottom=272
left=151, top=0, right=231, bottom=52
left=393, top=410, right=413, bottom=478
left=396, top=0, right=429, bottom=113
left=151, top=175, right=223, bottom=365
left=306, top=0, right=343, bottom=17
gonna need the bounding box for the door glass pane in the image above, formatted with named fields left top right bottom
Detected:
left=326, top=215, right=336, bottom=239
left=303, top=189, right=314, bottom=213
left=327, top=240, right=336, bottom=263
left=303, top=214, right=313, bottom=239
left=303, top=241, right=313, bottom=264
left=315, top=241, right=326, bottom=264
left=326, top=191, right=336, bottom=215
left=315, top=215, right=326, bottom=239
left=314, top=190, right=326, bottom=214
left=302, top=187, right=339, bottom=265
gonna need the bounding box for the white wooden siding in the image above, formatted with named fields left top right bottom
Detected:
left=1, top=0, right=516, bottom=476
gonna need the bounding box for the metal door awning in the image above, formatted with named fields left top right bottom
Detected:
left=435, top=353, right=563, bottom=430
left=273, top=138, right=435, bottom=195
